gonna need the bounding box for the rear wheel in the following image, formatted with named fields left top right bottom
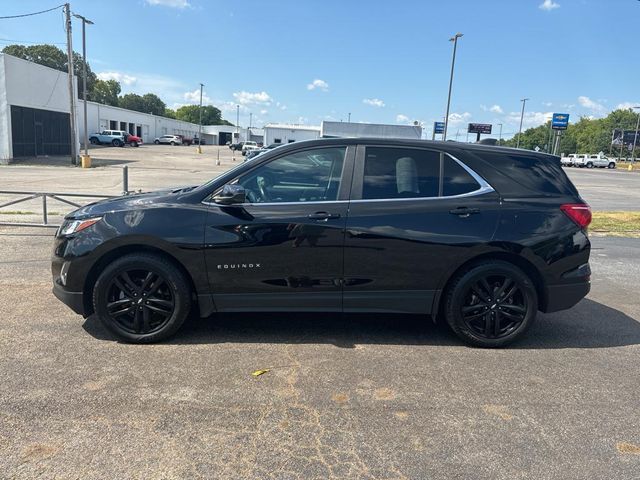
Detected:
left=444, top=261, right=538, bottom=347
left=93, top=253, right=191, bottom=343
left=112, top=139, right=123, bottom=147
left=586, top=162, right=594, bottom=168
left=608, top=162, right=616, bottom=169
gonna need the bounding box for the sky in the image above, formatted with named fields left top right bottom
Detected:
left=0, top=0, right=638, bottom=138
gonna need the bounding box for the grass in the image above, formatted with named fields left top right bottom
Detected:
left=591, top=211, right=640, bottom=237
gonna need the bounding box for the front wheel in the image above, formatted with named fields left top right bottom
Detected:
left=92, top=253, right=191, bottom=343
left=89, top=137, right=98, bottom=145
left=444, top=261, right=538, bottom=348
left=130, top=141, right=138, bottom=147
left=170, top=141, right=176, bottom=146
left=608, top=162, right=616, bottom=169
left=586, top=162, right=594, bottom=168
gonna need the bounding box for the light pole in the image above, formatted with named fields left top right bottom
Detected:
left=443, top=32, right=463, bottom=141
left=236, top=104, right=239, bottom=142
left=72, top=13, right=93, bottom=166
left=498, top=123, right=503, bottom=144
left=248, top=112, right=252, bottom=143
left=196, top=83, right=203, bottom=153
left=632, top=106, right=640, bottom=162
left=348, top=112, right=351, bottom=123
left=516, top=98, right=529, bottom=149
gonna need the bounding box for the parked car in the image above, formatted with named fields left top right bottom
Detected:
left=175, top=135, right=193, bottom=146
left=229, top=142, right=244, bottom=151
left=124, top=133, right=143, bottom=148
left=574, top=154, right=616, bottom=169
left=89, top=130, right=127, bottom=147
left=560, top=154, right=579, bottom=167
left=154, top=135, right=182, bottom=146
left=193, top=137, right=206, bottom=145
left=52, top=138, right=591, bottom=347
left=244, top=143, right=283, bottom=161
left=241, top=141, right=259, bottom=156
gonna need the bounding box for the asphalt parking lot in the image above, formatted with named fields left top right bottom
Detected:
left=0, top=145, right=639, bottom=478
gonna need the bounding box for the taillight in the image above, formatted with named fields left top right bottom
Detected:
left=561, top=203, right=592, bottom=228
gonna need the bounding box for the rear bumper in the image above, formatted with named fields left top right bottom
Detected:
left=542, top=281, right=590, bottom=313
left=52, top=281, right=85, bottom=316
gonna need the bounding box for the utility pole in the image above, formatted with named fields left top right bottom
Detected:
left=348, top=112, right=351, bottom=123
left=197, top=83, right=203, bottom=153
left=247, top=112, right=252, bottom=143
left=443, top=32, right=463, bottom=141
left=236, top=104, right=239, bottom=142
left=64, top=4, right=77, bottom=166
left=72, top=12, right=93, bottom=167
left=632, top=106, right=640, bottom=162
left=516, top=98, right=529, bottom=149
left=546, top=116, right=553, bottom=152
left=498, top=123, right=503, bottom=144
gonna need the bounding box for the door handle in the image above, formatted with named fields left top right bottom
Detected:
left=308, top=212, right=341, bottom=220
left=449, top=207, right=480, bottom=217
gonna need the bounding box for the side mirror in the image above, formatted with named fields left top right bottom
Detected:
left=213, top=184, right=246, bottom=205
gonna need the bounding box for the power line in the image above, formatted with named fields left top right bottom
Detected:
left=0, top=4, right=65, bottom=20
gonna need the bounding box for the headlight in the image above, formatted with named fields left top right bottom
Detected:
left=59, top=216, right=102, bottom=236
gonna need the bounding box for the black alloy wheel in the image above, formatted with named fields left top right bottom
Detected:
left=93, top=253, right=191, bottom=343
left=445, top=261, right=537, bottom=347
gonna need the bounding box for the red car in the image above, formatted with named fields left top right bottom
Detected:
left=125, top=133, right=143, bottom=147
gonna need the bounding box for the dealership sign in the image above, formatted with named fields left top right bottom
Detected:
left=433, top=121, right=445, bottom=134
left=551, top=113, right=570, bottom=130
left=612, top=129, right=640, bottom=148
left=468, top=123, right=492, bottom=134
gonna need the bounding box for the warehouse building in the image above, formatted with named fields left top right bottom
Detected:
left=0, top=54, right=251, bottom=163
left=321, top=121, right=422, bottom=139
left=263, top=123, right=321, bottom=145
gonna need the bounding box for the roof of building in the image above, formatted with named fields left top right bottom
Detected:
left=264, top=123, right=321, bottom=131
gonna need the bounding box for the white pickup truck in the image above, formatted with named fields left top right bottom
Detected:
left=241, top=141, right=260, bottom=156
left=562, top=153, right=616, bottom=169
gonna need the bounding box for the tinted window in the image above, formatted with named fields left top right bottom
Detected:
left=443, top=157, right=480, bottom=196
left=474, top=152, right=578, bottom=196
left=237, top=147, right=345, bottom=203
left=363, top=147, right=440, bottom=199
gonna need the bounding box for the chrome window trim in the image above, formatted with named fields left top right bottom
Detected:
left=202, top=199, right=349, bottom=207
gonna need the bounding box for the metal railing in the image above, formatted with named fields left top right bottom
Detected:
left=0, top=166, right=130, bottom=228
left=0, top=190, right=118, bottom=228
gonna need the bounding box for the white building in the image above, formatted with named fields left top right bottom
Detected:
left=0, top=54, right=250, bottom=163
left=263, top=123, right=321, bottom=145
left=321, top=121, right=422, bottom=139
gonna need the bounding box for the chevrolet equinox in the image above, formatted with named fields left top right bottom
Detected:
left=52, top=138, right=591, bottom=347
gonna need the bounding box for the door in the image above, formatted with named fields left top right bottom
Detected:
left=34, top=123, right=44, bottom=156
left=343, top=145, right=501, bottom=314
left=204, top=145, right=355, bottom=311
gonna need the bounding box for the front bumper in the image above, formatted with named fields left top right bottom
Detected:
left=52, top=280, right=85, bottom=316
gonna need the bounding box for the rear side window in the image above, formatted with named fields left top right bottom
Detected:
left=362, top=147, right=482, bottom=200
left=474, top=152, right=578, bottom=196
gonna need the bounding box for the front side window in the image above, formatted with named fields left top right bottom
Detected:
left=236, top=147, right=346, bottom=203
left=362, top=147, right=480, bottom=200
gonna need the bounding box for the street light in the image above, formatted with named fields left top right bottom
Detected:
left=516, top=98, right=529, bottom=149
left=443, top=32, right=463, bottom=141
left=72, top=12, right=93, bottom=166
left=348, top=112, right=351, bottom=123
left=196, top=83, right=203, bottom=153
left=632, top=106, right=640, bottom=162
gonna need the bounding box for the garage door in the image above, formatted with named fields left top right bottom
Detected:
left=11, top=106, right=71, bottom=157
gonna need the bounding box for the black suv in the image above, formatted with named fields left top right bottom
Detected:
left=52, top=138, right=591, bottom=347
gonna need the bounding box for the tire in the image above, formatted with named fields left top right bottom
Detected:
left=89, top=137, right=98, bottom=145
left=92, top=253, right=191, bottom=343
left=170, top=141, right=176, bottom=146
left=586, top=162, right=594, bottom=168
left=154, top=140, right=160, bottom=145
left=130, top=141, right=138, bottom=147
left=112, top=139, right=123, bottom=147
left=608, top=162, right=616, bottom=169
left=444, top=261, right=538, bottom=348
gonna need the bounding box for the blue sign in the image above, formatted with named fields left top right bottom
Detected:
left=552, top=113, right=570, bottom=130
left=434, top=121, right=445, bottom=134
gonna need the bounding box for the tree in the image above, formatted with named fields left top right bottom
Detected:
left=141, top=93, right=166, bottom=116
left=164, top=108, right=177, bottom=119
left=118, top=93, right=146, bottom=112
left=91, top=79, right=120, bottom=106
left=2, top=44, right=96, bottom=100
left=175, top=104, right=232, bottom=125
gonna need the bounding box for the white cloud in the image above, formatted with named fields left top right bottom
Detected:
left=542, top=101, right=553, bottom=107
left=616, top=102, right=640, bottom=111
left=276, top=101, right=287, bottom=111
left=481, top=104, right=503, bottom=114
left=396, top=114, right=410, bottom=124
left=260, top=109, right=268, bottom=115
left=447, top=112, right=472, bottom=126
left=145, top=0, right=190, bottom=8
left=539, top=0, right=560, bottom=11
left=506, top=111, right=553, bottom=129
left=232, top=91, right=272, bottom=106
left=183, top=88, right=211, bottom=104
left=363, top=98, right=385, bottom=108
left=578, top=95, right=605, bottom=113
left=306, top=79, right=329, bottom=91
left=97, top=71, right=137, bottom=86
